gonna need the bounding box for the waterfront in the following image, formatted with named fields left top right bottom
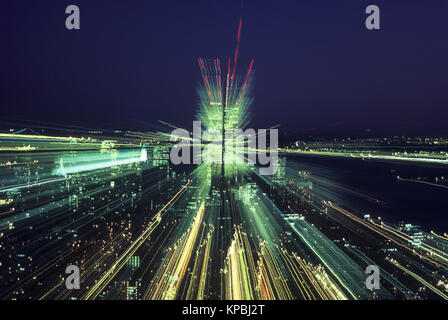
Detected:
left=287, top=155, right=448, bottom=232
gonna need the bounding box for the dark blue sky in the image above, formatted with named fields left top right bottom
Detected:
left=1, top=0, right=447, bottom=136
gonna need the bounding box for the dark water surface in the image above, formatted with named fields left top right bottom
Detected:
left=287, top=155, right=448, bottom=233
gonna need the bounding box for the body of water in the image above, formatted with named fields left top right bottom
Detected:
left=287, top=155, right=448, bottom=233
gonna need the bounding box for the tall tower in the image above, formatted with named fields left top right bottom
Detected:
left=196, top=18, right=254, bottom=181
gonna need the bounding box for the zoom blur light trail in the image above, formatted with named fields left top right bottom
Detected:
left=196, top=18, right=254, bottom=178
left=53, top=147, right=147, bottom=176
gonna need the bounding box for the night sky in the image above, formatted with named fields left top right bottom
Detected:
left=1, top=0, right=447, bottom=136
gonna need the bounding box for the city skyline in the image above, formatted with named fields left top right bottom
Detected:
left=1, top=0, right=448, bottom=304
